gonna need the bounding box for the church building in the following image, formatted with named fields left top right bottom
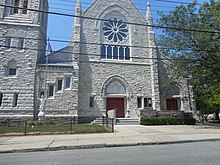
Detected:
left=0, top=0, right=195, bottom=122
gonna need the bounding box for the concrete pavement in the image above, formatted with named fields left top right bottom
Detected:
left=1, top=124, right=220, bottom=153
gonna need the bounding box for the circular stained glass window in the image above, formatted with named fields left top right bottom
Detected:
left=102, top=18, right=129, bottom=43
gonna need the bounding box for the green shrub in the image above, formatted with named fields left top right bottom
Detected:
left=140, top=117, right=196, bottom=125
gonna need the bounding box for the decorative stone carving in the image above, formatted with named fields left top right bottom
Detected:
left=102, top=17, right=129, bottom=43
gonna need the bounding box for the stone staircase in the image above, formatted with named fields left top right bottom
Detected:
left=91, top=117, right=139, bottom=125
left=91, top=117, right=103, bottom=125
left=115, top=118, right=139, bottom=125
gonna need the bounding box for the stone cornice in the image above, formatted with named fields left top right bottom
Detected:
left=0, top=21, right=40, bottom=28
left=81, top=60, right=151, bottom=66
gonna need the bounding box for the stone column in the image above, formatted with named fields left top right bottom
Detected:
left=146, top=3, right=160, bottom=111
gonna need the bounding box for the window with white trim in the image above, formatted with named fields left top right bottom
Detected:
left=144, top=98, right=152, bottom=108
left=65, top=77, right=71, bottom=89
left=9, top=68, right=16, bottom=76
left=5, top=37, right=11, bottom=49
left=57, top=79, right=63, bottom=91
left=48, top=85, right=54, bottom=97
left=7, top=60, right=17, bottom=76
left=18, top=38, right=24, bottom=50
left=137, top=97, right=152, bottom=108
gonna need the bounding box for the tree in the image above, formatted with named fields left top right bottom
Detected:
left=157, top=0, right=220, bottom=119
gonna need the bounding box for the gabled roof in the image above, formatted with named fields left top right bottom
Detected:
left=83, top=0, right=147, bottom=22
left=38, top=46, right=73, bottom=66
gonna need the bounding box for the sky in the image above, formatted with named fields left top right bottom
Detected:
left=47, top=0, right=207, bottom=51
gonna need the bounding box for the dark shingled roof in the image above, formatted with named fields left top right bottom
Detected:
left=38, top=46, right=73, bottom=66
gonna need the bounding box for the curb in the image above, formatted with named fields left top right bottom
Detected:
left=1, top=138, right=220, bottom=154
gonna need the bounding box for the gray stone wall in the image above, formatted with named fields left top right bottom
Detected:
left=0, top=0, right=196, bottom=121
left=82, top=0, right=149, bottom=63
left=0, top=116, right=32, bottom=126
left=36, top=65, right=78, bottom=116
left=0, top=24, right=40, bottom=114
left=0, top=1, right=4, bottom=19
left=0, top=0, right=48, bottom=117
left=158, top=54, right=195, bottom=112
left=79, top=62, right=152, bottom=118
left=3, top=0, right=43, bottom=24
left=77, top=0, right=160, bottom=118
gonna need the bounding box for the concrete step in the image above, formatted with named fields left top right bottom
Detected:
left=116, top=118, right=139, bottom=125
left=45, top=110, right=69, bottom=115
left=91, top=118, right=140, bottom=125
left=91, top=118, right=103, bottom=125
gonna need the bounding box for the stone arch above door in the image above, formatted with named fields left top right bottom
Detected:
left=106, top=81, right=126, bottom=95
left=101, top=75, right=131, bottom=97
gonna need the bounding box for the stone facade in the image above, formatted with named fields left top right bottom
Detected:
left=0, top=0, right=48, bottom=117
left=158, top=53, right=195, bottom=113
left=78, top=0, right=160, bottom=119
left=0, top=0, right=195, bottom=121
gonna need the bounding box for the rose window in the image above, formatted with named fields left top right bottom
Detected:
left=102, top=18, right=129, bottom=43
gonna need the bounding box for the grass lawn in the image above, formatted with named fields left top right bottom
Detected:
left=0, top=124, right=111, bottom=135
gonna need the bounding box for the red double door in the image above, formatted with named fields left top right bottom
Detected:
left=106, top=98, right=125, bottom=118
left=166, top=99, right=178, bottom=111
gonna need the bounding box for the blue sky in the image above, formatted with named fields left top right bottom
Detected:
left=47, top=0, right=207, bottom=51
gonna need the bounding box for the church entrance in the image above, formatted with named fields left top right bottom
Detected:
left=107, top=97, right=125, bottom=118
left=166, top=99, right=178, bottom=111
left=104, top=78, right=127, bottom=118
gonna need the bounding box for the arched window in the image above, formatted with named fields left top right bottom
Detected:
left=106, top=81, right=126, bottom=95
left=6, top=60, right=17, bottom=76
left=101, top=45, right=130, bottom=60
left=101, top=17, right=130, bottom=60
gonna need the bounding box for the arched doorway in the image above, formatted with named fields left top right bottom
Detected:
left=106, top=81, right=126, bottom=118
left=165, top=84, right=181, bottom=111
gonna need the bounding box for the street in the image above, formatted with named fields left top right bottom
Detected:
left=1, top=141, right=220, bottom=165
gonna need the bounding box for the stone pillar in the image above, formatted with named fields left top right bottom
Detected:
left=146, top=3, right=160, bottom=111
left=68, top=0, right=82, bottom=117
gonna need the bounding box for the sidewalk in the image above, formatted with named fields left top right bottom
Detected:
left=1, top=124, right=220, bottom=153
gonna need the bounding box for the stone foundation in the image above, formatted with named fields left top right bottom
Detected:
left=0, top=115, right=99, bottom=126
left=0, top=116, right=33, bottom=126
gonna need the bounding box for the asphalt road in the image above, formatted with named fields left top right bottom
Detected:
left=1, top=141, right=220, bottom=165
